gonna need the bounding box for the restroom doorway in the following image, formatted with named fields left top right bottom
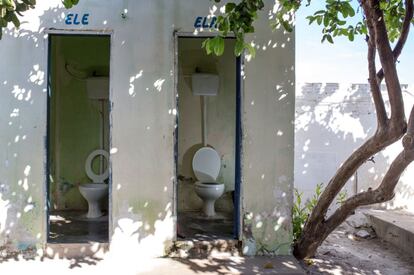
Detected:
left=47, top=34, right=111, bottom=243
left=176, top=36, right=242, bottom=240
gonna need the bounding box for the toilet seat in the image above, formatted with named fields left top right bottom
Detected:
left=192, top=147, right=221, bottom=182
left=85, top=149, right=109, bottom=183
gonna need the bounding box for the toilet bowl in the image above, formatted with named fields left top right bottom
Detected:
left=79, top=149, right=109, bottom=218
left=192, top=147, right=224, bottom=217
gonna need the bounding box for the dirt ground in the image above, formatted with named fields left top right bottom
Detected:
left=301, top=222, right=414, bottom=275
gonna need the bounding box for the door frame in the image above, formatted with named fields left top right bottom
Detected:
left=44, top=29, right=114, bottom=243
left=173, top=32, right=243, bottom=240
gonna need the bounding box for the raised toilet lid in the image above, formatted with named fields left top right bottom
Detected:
left=85, top=149, right=109, bottom=183
left=192, top=147, right=221, bottom=182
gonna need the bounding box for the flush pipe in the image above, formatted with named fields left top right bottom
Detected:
left=100, top=99, right=105, bottom=175
left=202, top=96, right=207, bottom=147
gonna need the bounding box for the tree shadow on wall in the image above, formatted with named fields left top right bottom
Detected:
left=295, top=82, right=414, bottom=213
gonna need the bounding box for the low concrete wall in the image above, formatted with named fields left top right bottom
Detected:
left=366, top=210, right=414, bottom=258
left=295, top=83, right=414, bottom=213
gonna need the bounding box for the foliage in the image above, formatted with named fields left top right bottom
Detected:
left=306, top=0, right=365, bottom=43
left=203, top=0, right=265, bottom=56
left=204, top=0, right=414, bottom=55
left=0, top=0, right=79, bottom=39
left=292, top=183, right=323, bottom=241
left=293, top=185, right=349, bottom=241
left=0, top=0, right=36, bottom=38
left=61, top=0, right=79, bottom=9
left=336, top=189, right=348, bottom=205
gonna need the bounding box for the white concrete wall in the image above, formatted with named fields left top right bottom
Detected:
left=242, top=7, right=295, bottom=254
left=295, top=83, right=414, bottom=214
left=0, top=0, right=295, bottom=257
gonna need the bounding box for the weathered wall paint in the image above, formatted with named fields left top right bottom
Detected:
left=50, top=35, right=110, bottom=211
left=295, top=83, right=414, bottom=214
left=0, top=0, right=294, bottom=257
left=177, top=37, right=235, bottom=213
left=241, top=6, right=295, bottom=255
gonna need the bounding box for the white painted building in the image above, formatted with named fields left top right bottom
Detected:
left=0, top=0, right=295, bottom=257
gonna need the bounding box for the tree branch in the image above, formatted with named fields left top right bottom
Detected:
left=365, top=12, right=388, bottom=127
left=368, top=0, right=406, bottom=127
left=377, top=0, right=414, bottom=81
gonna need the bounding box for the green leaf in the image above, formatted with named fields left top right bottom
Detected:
left=316, top=16, right=322, bottom=25
left=16, top=3, right=29, bottom=12
left=347, top=5, right=355, bottom=17
left=225, top=3, right=236, bottom=13
left=245, top=42, right=255, bottom=58
left=326, top=34, right=333, bottom=43
left=0, top=18, right=7, bottom=27
left=308, top=16, right=316, bottom=25
left=22, top=0, right=36, bottom=6
left=323, top=15, right=329, bottom=27
left=202, top=38, right=212, bottom=55
left=348, top=31, right=354, bottom=41
left=281, top=20, right=293, bottom=32
left=341, top=8, right=349, bottom=18
left=234, top=39, right=244, bottom=56
left=337, top=20, right=346, bottom=26
left=10, top=12, right=19, bottom=28
left=213, top=36, right=225, bottom=56
left=62, top=0, right=73, bottom=9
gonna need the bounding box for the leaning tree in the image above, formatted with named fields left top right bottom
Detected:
left=1, top=0, right=413, bottom=260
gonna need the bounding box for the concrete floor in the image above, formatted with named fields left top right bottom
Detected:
left=0, top=251, right=305, bottom=275
left=178, top=211, right=234, bottom=240
left=49, top=211, right=108, bottom=243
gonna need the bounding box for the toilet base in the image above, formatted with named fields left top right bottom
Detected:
left=86, top=201, right=104, bottom=219
left=201, top=200, right=216, bottom=217
left=78, top=183, right=108, bottom=219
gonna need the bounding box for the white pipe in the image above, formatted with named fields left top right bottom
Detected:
left=203, top=96, right=207, bottom=146
left=100, top=100, right=104, bottom=174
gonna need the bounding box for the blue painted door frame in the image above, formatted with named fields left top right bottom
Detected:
left=234, top=55, right=242, bottom=239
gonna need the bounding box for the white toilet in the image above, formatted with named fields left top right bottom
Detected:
left=192, top=147, right=225, bottom=217
left=79, top=149, right=109, bottom=219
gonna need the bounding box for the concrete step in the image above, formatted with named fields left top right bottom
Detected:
left=167, top=239, right=241, bottom=258
left=44, top=242, right=108, bottom=259
left=364, top=209, right=414, bottom=257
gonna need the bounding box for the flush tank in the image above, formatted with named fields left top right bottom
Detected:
left=191, top=73, right=219, bottom=96
left=86, top=77, right=109, bottom=100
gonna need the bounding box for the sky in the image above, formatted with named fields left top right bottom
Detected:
left=295, top=1, right=414, bottom=85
